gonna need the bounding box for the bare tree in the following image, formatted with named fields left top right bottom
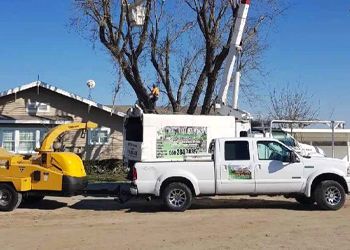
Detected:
left=73, top=0, right=285, bottom=114
left=74, top=0, right=156, bottom=112
left=268, top=84, right=319, bottom=122
left=149, top=1, right=198, bottom=113
left=184, top=0, right=235, bottom=114
left=184, top=0, right=285, bottom=114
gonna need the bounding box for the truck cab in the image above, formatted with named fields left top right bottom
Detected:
left=214, top=138, right=317, bottom=194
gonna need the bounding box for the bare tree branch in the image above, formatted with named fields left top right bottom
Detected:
left=268, top=83, right=319, bottom=125
left=73, top=0, right=287, bottom=114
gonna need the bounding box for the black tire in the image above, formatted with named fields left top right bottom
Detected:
left=295, top=195, right=315, bottom=205
left=22, top=194, right=45, bottom=204
left=162, top=182, right=192, bottom=212
left=0, top=184, right=22, bottom=212
left=313, top=180, right=346, bottom=210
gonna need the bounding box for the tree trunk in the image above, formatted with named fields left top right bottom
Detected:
left=201, top=72, right=218, bottom=114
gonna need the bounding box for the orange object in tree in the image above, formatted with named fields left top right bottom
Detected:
left=151, top=85, right=159, bottom=97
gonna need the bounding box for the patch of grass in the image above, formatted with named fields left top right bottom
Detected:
left=87, top=172, right=127, bottom=183
left=84, top=159, right=128, bottom=183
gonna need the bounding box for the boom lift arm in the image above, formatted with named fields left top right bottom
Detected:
left=215, top=0, right=250, bottom=118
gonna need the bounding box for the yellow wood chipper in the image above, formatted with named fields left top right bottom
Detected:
left=0, top=122, right=97, bottom=211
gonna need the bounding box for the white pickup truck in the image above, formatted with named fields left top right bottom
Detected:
left=130, top=137, right=350, bottom=211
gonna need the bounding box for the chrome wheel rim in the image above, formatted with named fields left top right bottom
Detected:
left=0, top=189, right=11, bottom=207
left=324, top=186, right=341, bottom=206
left=169, top=189, right=186, bottom=208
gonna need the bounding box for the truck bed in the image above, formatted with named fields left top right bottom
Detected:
left=134, top=160, right=216, bottom=196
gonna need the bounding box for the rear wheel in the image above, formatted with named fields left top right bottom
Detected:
left=162, top=182, right=192, bottom=212
left=295, top=195, right=315, bottom=205
left=313, top=180, right=345, bottom=210
left=0, top=184, right=22, bottom=212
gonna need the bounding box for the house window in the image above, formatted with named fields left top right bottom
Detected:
left=0, top=129, right=46, bottom=154
left=27, top=101, right=50, bottom=113
left=2, top=131, right=15, bottom=152
left=88, top=127, right=110, bottom=145
left=18, top=131, right=36, bottom=153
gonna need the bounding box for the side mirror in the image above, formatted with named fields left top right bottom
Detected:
left=290, top=152, right=300, bottom=163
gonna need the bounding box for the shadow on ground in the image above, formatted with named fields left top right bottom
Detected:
left=69, top=198, right=163, bottom=212
left=19, top=200, right=68, bottom=210
left=69, top=197, right=318, bottom=213
left=191, top=197, right=317, bottom=211
left=17, top=183, right=319, bottom=212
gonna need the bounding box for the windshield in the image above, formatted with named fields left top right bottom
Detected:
left=272, top=131, right=296, bottom=147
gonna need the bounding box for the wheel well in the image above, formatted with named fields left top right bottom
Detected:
left=311, top=173, right=348, bottom=194
left=0, top=182, right=16, bottom=190
left=160, top=177, right=196, bottom=196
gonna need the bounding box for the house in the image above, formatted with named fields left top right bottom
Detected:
left=0, top=81, right=125, bottom=160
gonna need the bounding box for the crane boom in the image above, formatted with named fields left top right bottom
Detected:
left=216, top=0, right=250, bottom=113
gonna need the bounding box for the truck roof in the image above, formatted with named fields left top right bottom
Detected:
left=215, top=137, right=279, bottom=142
left=214, top=137, right=293, bottom=151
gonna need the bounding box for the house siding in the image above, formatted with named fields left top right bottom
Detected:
left=0, top=87, right=124, bottom=160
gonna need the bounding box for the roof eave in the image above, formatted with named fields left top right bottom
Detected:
left=0, top=81, right=126, bottom=118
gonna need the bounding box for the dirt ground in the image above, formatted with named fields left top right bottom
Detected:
left=1, top=195, right=350, bottom=250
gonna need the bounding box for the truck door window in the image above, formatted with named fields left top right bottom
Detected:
left=224, top=141, right=250, bottom=161
left=257, top=141, right=290, bottom=162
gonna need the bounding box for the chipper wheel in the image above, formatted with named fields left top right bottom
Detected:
left=0, top=183, right=22, bottom=212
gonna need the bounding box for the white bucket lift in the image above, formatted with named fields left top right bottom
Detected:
left=129, top=5, right=146, bottom=26
left=123, top=0, right=147, bottom=27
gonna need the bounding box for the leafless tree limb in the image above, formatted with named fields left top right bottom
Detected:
left=268, top=83, right=319, bottom=125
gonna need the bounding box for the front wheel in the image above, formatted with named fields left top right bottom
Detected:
left=0, top=184, right=22, bottom=212
left=313, top=180, right=346, bottom=210
left=162, top=182, right=192, bottom=212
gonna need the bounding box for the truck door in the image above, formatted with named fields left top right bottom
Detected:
left=217, top=140, right=255, bottom=194
left=254, top=140, right=304, bottom=193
